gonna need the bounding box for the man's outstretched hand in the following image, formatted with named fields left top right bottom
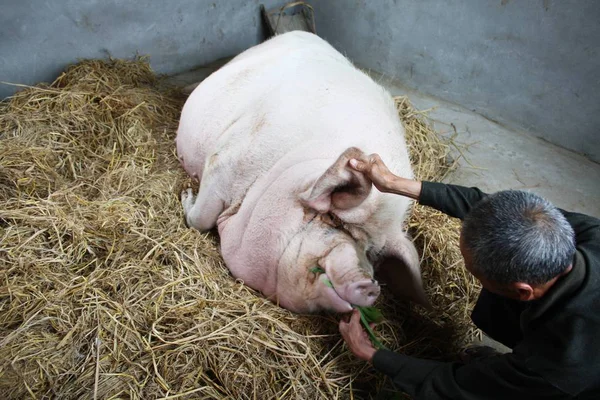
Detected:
left=349, top=154, right=395, bottom=193
left=349, top=154, right=423, bottom=200
left=339, top=309, right=377, bottom=363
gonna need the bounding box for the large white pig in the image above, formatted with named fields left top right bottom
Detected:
left=176, top=31, right=427, bottom=313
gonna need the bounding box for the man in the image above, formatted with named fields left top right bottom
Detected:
left=339, top=154, right=600, bottom=399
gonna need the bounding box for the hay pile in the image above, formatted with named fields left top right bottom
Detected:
left=0, top=59, right=480, bottom=399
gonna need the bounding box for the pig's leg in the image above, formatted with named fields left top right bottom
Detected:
left=181, top=186, right=224, bottom=232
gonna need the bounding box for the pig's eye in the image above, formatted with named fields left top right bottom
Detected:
left=326, top=212, right=344, bottom=228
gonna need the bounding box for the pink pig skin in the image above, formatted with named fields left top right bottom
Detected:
left=176, top=31, right=427, bottom=313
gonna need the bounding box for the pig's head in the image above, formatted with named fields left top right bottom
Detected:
left=276, top=214, right=381, bottom=313
left=275, top=147, right=395, bottom=313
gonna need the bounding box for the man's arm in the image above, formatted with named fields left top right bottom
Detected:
left=349, top=156, right=487, bottom=220
left=372, top=349, right=567, bottom=400
left=340, top=310, right=566, bottom=399
left=418, top=181, right=487, bottom=220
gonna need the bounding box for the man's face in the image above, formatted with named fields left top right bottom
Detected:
left=459, top=234, right=522, bottom=300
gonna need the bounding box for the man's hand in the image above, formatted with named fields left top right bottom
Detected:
left=349, top=154, right=423, bottom=200
left=349, top=154, right=395, bottom=193
left=339, top=309, right=377, bottom=363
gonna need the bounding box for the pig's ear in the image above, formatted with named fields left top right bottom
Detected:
left=376, top=234, right=430, bottom=307
left=300, top=147, right=372, bottom=213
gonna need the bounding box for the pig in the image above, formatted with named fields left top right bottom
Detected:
left=176, top=31, right=427, bottom=313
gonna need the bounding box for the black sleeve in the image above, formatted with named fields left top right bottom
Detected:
left=418, top=182, right=488, bottom=220
left=372, top=350, right=566, bottom=399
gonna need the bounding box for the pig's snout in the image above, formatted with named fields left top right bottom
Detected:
left=344, top=279, right=380, bottom=307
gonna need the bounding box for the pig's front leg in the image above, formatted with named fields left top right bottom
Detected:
left=181, top=186, right=224, bottom=232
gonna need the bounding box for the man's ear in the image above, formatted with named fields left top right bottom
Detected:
left=300, top=147, right=372, bottom=213
left=512, top=282, right=535, bottom=301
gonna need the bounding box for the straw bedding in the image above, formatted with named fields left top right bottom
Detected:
left=0, top=58, right=480, bottom=399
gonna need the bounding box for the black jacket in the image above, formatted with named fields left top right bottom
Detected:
left=372, top=182, right=600, bottom=399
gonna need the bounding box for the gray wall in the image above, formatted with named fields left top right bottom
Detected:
left=311, top=0, right=600, bottom=162
left=0, top=0, right=282, bottom=97
left=2, top=0, right=599, bottom=162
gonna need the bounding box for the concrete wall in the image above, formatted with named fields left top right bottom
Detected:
left=311, top=0, right=600, bottom=162
left=0, top=0, right=282, bottom=98
left=2, top=0, right=599, bottom=162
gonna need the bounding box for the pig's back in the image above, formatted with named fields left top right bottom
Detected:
left=176, top=31, right=412, bottom=205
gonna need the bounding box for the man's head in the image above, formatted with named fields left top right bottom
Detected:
left=460, top=190, right=575, bottom=301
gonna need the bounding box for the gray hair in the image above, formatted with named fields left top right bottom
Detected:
left=461, top=190, right=575, bottom=285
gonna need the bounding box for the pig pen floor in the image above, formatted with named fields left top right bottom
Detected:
left=166, top=64, right=600, bottom=354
